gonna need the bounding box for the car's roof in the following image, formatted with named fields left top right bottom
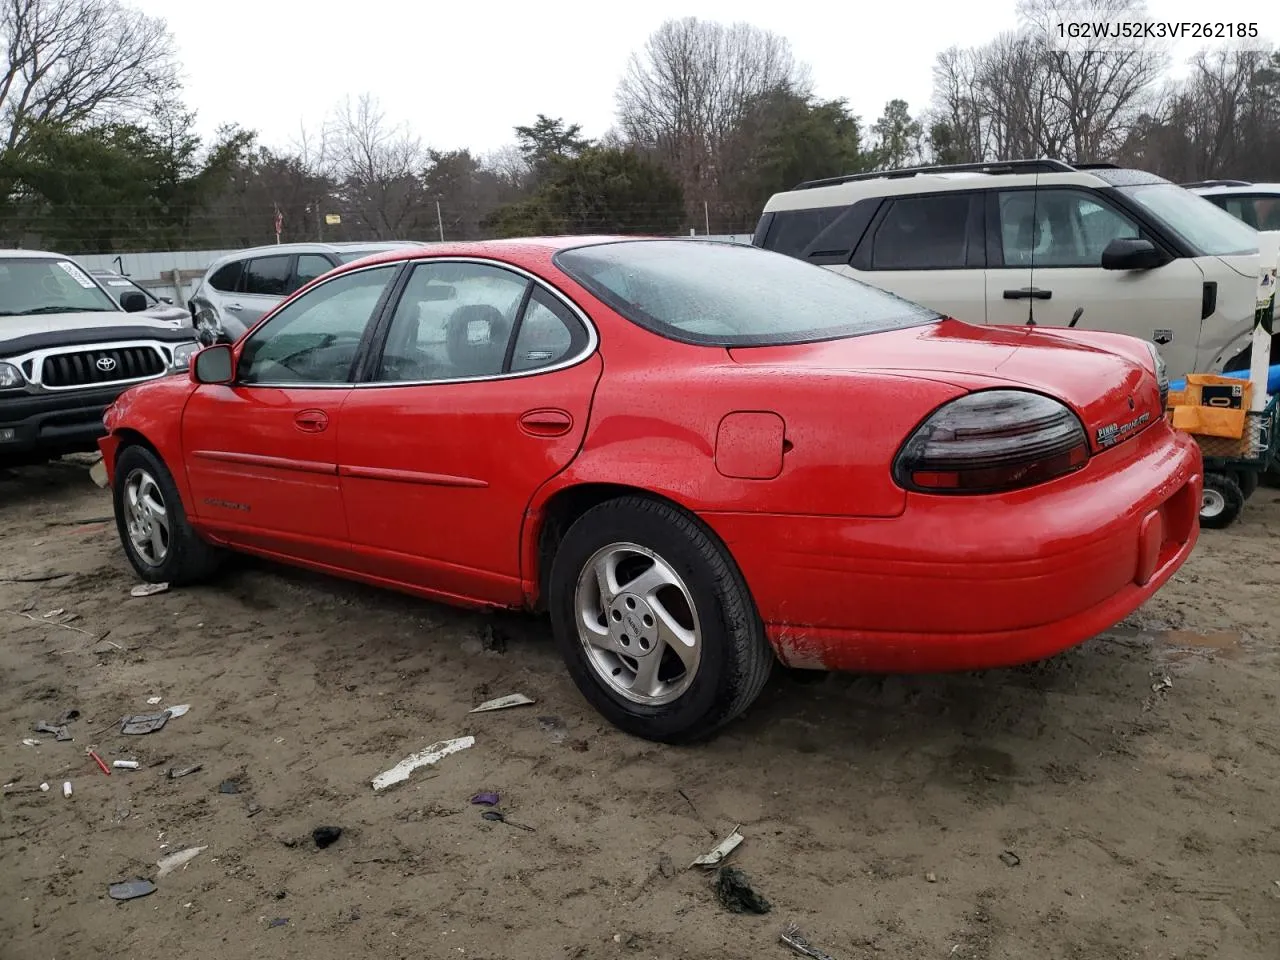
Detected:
left=0, top=249, right=78, bottom=260
left=1191, top=183, right=1280, bottom=195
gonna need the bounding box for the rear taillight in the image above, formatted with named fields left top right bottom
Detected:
left=893, top=389, right=1089, bottom=494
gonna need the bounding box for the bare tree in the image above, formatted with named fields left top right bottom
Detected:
left=323, top=93, right=426, bottom=240
left=615, top=17, right=810, bottom=203
left=0, top=0, right=176, bottom=154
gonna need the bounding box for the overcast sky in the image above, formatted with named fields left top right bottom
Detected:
left=130, top=0, right=1268, bottom=156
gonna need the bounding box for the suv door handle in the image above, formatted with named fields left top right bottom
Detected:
left=225, top=302, right=244, bottom=312
left=1003, top=288, right=1052, bottom=300
left=519, top=408, right=573, bottom=437
left=294, top=409, right=329, bottom=433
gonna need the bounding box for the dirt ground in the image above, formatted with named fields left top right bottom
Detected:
left=2, top=459, right=1278, bottom=960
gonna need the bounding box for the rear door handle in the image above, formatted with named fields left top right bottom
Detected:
left=1003, top=288, right=1052, bottom=300
left=294, top=409, right=329, bottom=433
left=519, top=408, right=573, bottom=437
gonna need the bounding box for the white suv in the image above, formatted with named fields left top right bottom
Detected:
left=754, top=159, right=1265, bottom=380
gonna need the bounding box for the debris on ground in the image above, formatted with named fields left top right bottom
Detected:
left=537, top=716, right=568, bottom=744
left=926, top=872, right=938, bottom=883
left=781, top=923, right=839, bottom=959
left=39, top=782, right=49, bottom=792
left=108, top=880, right=155, bottom=901
left=312, top=826, right=343, bottom=849
left=470, top=791, right=500, bottom=806
left=146, top=696, right=162, bottom=705
left=714, top=866, right=772, bottom=914
left=469, top=694, right=535, bottom=713
left=166, top=704, right=191, bottom=718
left=1152, top=676, right=1174, bottom=693
left=21, top=738, right=39, bottom=748
left=371, top=736, right=475, bottom=791
left=691, top=826, right=744, bottom=869
left=61, top=781, right=72, bottom=798
left=480, top=809, right=536, bottom=832
left=112, top=760, right=139, bottom=770
left=479, top=623, right=508, bottom=654
left=1000, top=851, right=1021, bottom=868
left=89, top=459, right=108, bottom=488
left=131, top=582, right=170, bottom=598
left=88, top=750, right=111, bottom=775
left=120, top=712, right=170, bottom=736
left=156, top=846, right=207, bottom=878
left=218, top=780, right=240, bottom=794
left=168, top=764, right=201, bottom=779
left=267, top=918, right=288, bottom=928
left=34, top=722, right=70, bottom=741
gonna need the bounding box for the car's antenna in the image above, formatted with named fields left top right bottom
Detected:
left=1068, top=307, right=1084, bottom=328
left=1025, top=181, right=1041, bottom=326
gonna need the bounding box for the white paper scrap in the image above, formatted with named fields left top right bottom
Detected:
left=372, top=736, right=475, bottom=791
left=469, top=694, right=535, bottom=713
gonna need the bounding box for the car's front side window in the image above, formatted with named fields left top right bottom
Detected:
left=1000, top=189, right=1141, bottom=268
left=237, top=265, right=399, bottom=385
left=373, top=262, right=530, bottom=382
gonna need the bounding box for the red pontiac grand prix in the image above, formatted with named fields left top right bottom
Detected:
left=99, top=237, right=1202, bottom=742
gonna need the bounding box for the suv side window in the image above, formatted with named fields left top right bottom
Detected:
left=762, top=207, right=846, bottom=258
left=870, top=195, right=972, bottom=270
left=999, top=189, right=1140, bottom=268
left=1214, top=194, right=1280, bottom=231
left=243, top=256, right=292, bottom=296
left=208, top=261, right=243, bottom=292
left=238, top=265, right=399, bottom=385
left=290, top=254, right=336, bottom=294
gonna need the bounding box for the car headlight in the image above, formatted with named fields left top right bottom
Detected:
left=171, top=341, right=200, bottom=371
left=0, top=361, right=25, bottom=388
left=1145, top=341, right=1169, bottom=408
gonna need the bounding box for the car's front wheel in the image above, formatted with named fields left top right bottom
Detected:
left=548, top=496, right=774, bottom=743
left=112, top=444, right=222, bottom=584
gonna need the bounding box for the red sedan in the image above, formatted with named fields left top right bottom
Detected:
left=98, top=238, right=1202, bottom=742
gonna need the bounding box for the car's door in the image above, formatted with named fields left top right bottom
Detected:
left=336, top=259, right=602, bottom=604
left=840, top=192, right=988, bottom=324
left=985, top=186, right=1206, bottom=376
left=182, top=263, right=402, bottom=562
left=232, top=254, right=295, bottom=331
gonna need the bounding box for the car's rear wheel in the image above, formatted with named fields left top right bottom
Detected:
left=548, top=496, right=774, bottom=743
left=112, top=444, right=221, bottom=584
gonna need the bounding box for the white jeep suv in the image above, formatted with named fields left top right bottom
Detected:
left=754, top=159, right=1264, bottom=379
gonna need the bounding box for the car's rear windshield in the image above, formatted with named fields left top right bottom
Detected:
left=0, top=257, right=119, bottom=317
left=554, top=240, right=939, bottom=346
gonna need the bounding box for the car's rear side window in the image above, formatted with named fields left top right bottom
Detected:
left=761, top=206, right=845, bottom=258
left=243, top=256, right=292, bottom=296
left=871, top=195, right=971, bottom=270
left=555, top=239, right=938, bottom=347
left=209, top=261, right=243, bottom=292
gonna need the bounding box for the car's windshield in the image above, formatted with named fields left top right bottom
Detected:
left=555, top=240, right=940, bottom=346
left=1120, top=183, right=1259, bottom=257
left=97, top=274, right=159, bottom=306
left=0, top=258, right=119, bottom=316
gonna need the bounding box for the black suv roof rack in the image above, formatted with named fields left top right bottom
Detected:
left=1181, top=179, right=1252, bottom=188
left=793, top=158, right=1114, bottom=190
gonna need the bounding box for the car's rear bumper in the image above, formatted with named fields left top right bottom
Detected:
left=700, top=423, right=1203, bottom=673
left=0, top=385, right=124, bottom=460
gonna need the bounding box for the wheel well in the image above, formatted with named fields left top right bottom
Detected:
left=533, top=483, right=687, bottom=612
left=1222, top=336, right=1280, bottom=373
left=113, top=428, right=159, bottom=458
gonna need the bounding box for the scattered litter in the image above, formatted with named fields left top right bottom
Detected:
left=168, top=764, right=201, bottom=779
left=34, top=722, right=70, bottom=741
left=39, top=782, right=49, bottom=792
left=218, top=780, right=240, bottom=795
left=55, top=709, right=80, bottom=725
left=1151, top=676, right=1173, bottom=693
left=469, top=791, right=501, bottom=806
left=113, top=760, right=139, bottom=770
left=470, top=693, right=535, bottom=713
left=21, top=738, right=40, bottom=748
left=715, top=866, right=772, bottom=914
left=43, top=609, right=64, bottom=619
left=166, top=704, right=191, bottom=718
left=88, top=750, right=112, bottom=776
left=371, top=736, right=475, bottom=791
left=313, top=826, right=343, bottom=849
left=131, top=582, right=170, bottom=598
left=62, top=781, right=72, bottom=798
left=268, top=918, right=288, bottom=929
left=89, top=459, right=109, bottom=488
left=781, top=923, right=839, bottom=960
left=480, top=809, right=535, bottom=832
left=926, top=872, right=938, bottom=883
left=108, top=880, right=155, bottom=901
left=537, top=716, right=568, bottom=744
left=999, top=851, right=1021, bottom=868
left=120, top=712, right=170, bottom=736
left=146, top=696, right=162, bottom=705
left=691, top=826, right=744, bottom=869
left=156, top=846, right=207, bottom=878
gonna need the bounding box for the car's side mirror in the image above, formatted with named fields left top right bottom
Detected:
left=192, top=344, right=235, bottom=385
left=1102, top=237, right=1170, bottom=271
left=120, top=291, right=149, bottom=312
left=159, top=296, right=173, bottom=304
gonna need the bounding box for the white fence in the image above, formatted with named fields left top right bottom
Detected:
left=66, top=234, right=755, bottom=306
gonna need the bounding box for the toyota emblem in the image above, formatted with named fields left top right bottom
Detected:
left=96, top=357, right=117, bottom=372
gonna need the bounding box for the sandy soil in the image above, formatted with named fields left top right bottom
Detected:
left=2, top=458, right=1279, bottom=960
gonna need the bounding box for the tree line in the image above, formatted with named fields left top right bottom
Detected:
left=1, top=0, right=1277, bottom=254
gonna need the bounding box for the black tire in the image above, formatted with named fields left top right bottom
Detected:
left=1262, top=467, right=1280, bottom=489
left=1233, top=468, right=1260, bottom=501
left=548, top=496, right=774, bottom=744
left=1200, top=472, right=1244, bottom=530
left=112, top=444, right=222, bottom=584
